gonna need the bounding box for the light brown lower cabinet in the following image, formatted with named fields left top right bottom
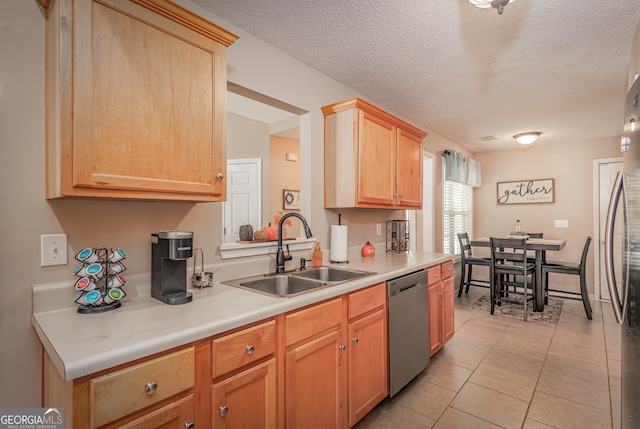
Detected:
left=283, top=283, right=388, bottom=428
left=428, top=261, right=455, bottom=356
left=347, top=306, right=388, bottom=426
left=210, top=320, right=277, bottom=429
left=212, top=359, right=276, bottom=428
left=41, top=282, right=392, bottom=428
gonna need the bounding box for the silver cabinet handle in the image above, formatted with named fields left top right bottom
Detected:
left=145, top=381, right=157, bottom=394
left=339, top=345, right=346, bottom=352
left=184, top=422, right=195, bottom=429
left=216, top=173, right=224, bottom=181
left=219, top=405, right=229, bottom=417
left=245, top=344, right=255, bottom=355
left=352, top=337, right=359, bottom=344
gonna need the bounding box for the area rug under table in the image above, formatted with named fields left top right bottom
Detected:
left=471, top=293, right=563, bottom=323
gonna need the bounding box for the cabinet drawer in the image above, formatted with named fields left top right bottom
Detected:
left=348, top=283, right=386, bottom=320
left=212, top=320, right=276, bottom=378
left=441, top=260, right=454, bottom=280
left=426, top=266, right=441, bottom=285
left=285, top=298, right=342, bottom=347
left=90, top=347, right=195, bottom=428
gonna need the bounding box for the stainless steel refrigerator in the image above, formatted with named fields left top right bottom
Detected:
left=606, top=75, right=640, bottom=428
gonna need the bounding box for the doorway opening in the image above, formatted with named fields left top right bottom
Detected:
left=593, top=157, right=623, bottom=301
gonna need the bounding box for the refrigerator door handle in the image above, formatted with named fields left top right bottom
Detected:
left=605, top=171, right=625, bottom=323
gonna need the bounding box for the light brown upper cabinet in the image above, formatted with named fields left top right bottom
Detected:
left=43, top=0, right=238, bottom=201
left=322, top=98, right=427, bottom=209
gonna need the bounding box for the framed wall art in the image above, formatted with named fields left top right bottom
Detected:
left=283, top=189, right=301, bottom=210
left=497, top=178, right=554, bottom=205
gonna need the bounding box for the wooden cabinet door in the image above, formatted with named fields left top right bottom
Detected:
left=212, top=359, right=276, bottom=429
left=442, top=276, right=455, bottom=343
left=396, top=128, right=423, bottom=207
left=428, top=282, right=443, bottom=356
left=285, top=330, right=346, bottom=429
left=117, top=394, right=194, bottom=429
left=348, top=309, right=388, bottom=427
left=47, top=0, right=236, bottom=201
left=357, top=111, right=396, bottom=206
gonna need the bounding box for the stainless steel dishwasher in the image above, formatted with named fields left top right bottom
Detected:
left=387, top=269, right=430, bottom=397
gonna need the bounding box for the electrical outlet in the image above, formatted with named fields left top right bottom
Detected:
left=376, top=223, right=382, bottom=236
left=554, top=220, right=569, bottom=228
left=41, top=234, right=68, bottom=266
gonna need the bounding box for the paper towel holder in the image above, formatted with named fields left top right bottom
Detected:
left=330, top=214, right=349, bottom=263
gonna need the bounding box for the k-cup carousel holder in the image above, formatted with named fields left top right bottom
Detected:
left=72, top=247, right=127, bottom=314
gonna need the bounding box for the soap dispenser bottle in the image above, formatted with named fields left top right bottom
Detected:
left=312, top=242, right=323, bottom=268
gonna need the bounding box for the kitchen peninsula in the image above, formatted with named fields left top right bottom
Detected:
left=33, top=250, right=453, bottom=428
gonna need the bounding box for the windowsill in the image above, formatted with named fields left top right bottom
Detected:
left=218, top=237, right=317, bottom=260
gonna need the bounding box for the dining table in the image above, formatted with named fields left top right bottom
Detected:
left=469, top=237, right=567, bottom=312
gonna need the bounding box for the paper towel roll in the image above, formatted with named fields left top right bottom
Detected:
left=330, top=225, right=348, bottom=262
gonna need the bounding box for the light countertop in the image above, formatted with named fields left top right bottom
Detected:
left=32, top=250, right=453, bottom=381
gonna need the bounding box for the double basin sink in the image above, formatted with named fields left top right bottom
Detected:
left=222, top=266, right=376, bottom=297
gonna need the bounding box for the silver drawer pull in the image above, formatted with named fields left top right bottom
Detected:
left=246, top=344, right=255, bottom=355
left=352, top=337, right=359, bottom=344
left=219, top=405, right=229, bottom=417
left=145, top=381, right=157, bottom=394
left=216, top=173, right=224, bottom=181
left=184, top=422, right=195, bottom=429
left=339, top=345, right=346, bottom=351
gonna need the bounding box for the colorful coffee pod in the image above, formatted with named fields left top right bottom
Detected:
left=74, top=277, right=96, bottom=291
left=108, top=248, right=127, bottom=263
left=107, top=274, right=126, bottom=288
left=73, top=263, right=103, bottom=278
left=74, top=291, right=101, bottom=305
left=103, top=287, right=125, bottom=304
left=84, top=290, right=103, bottom=306
left=75, top=248, right=99, bottom=264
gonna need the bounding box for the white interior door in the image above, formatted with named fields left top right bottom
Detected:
left=595, top=158, right=623, bottom=300
left=224, top=159, right=262, bottom=243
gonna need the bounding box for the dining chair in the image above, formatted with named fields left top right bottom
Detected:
left=489, top=237, right=536, bottom=321
left=541, top=236, right=592, bottom=320
left=457, top=233, right=491, bottom=297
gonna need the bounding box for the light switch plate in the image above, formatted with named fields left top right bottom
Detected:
left=376, top=223, right=382, bottom=236
left=554, top=220, right=569, bottom=228
left=41, top=234, right=68, bottom=266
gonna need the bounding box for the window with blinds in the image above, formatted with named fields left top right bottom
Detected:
left=443, top=173, right=473, bottom=255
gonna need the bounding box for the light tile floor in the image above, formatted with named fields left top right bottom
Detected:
left=355, top=286, right=621, bottom=429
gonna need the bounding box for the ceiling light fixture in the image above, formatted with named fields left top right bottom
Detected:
left=468, top=0, right=516, bottom=15
left=513, top=132, right=541, bottom=145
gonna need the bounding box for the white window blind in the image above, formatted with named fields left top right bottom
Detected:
left=443, top=164, right=473, bottom=255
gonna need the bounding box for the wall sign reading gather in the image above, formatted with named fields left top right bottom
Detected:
left=497, top=179, right=554, bottom=205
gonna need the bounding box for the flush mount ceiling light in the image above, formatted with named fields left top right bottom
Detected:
left=513, top=132, right=541, bottom=145
left=468, top=0, right=516, bottom=15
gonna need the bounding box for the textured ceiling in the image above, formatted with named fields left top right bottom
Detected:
left=194, top=0, right=640, bottom=152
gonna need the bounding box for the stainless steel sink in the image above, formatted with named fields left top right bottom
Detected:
left=291, top=266, right=369, bottom=282
left=223, top=274, right=327, bottom=297
left=222, top=266, right=376, bottom=297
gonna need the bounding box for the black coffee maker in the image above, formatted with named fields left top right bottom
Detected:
left=151, top=231, right=193, bottom=305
